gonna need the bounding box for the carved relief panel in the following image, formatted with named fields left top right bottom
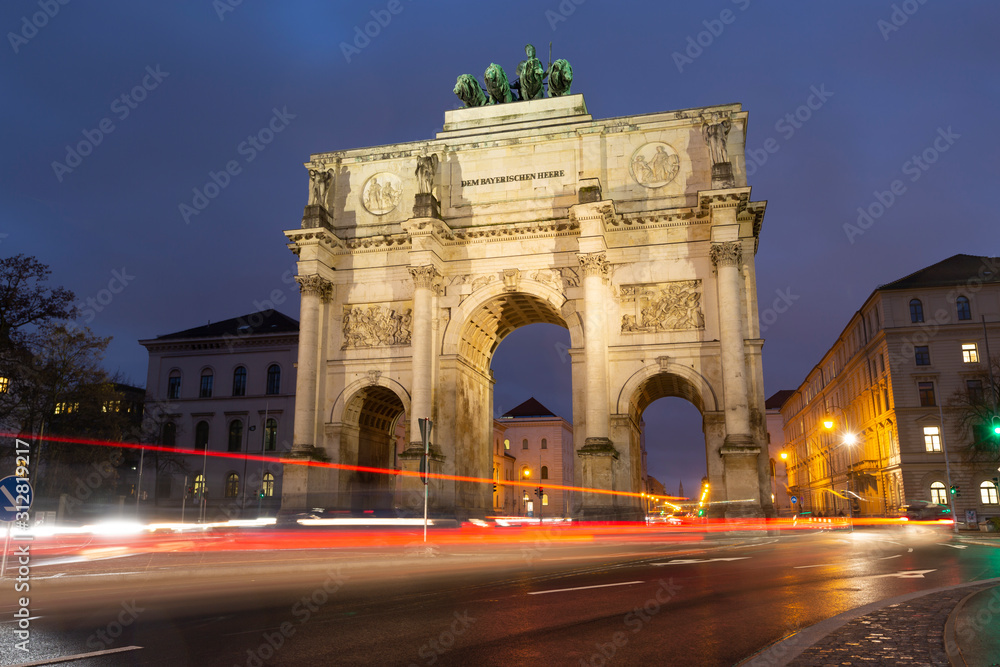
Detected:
left=342, top=303, right=413, bottom=349
left=619, top=280, right=705, bottom=333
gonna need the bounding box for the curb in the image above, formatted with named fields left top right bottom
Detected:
left=738, top=577, right=1000, bottom=667
left=944, top=587, right=981, bottom=667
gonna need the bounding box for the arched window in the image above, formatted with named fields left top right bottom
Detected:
left=957, top=296, right=971, bottom=321
left=262, top=472, right=275, bottom=498
left=503, top=439, right=510, bottom=450
left=167, top=371, right=181, bottom=399
left=264, top=418, right=277, bottom=451
left=228, top=420, right=243, bottom=452
left=199, top=369, right=214, bottom=398
left=541, top=438, right=547, bottom=450
left=522, top=438, right=528, bottom=450
left=541, top=465, right=549, bottom=480
left=266, top=365, right=281, bottom=395
left=981, top=481, right=999, bottom=505
left=161, top=422, right=176, bottom=447
left=930, top=481, right=947, bottom=505
left=542, top=493, right=549, bottom=506
left=195, top=421, right=210, bottom=450
left=909, top=299, right=924, bottom=323
left=232, top=366, right=247, bottom=396
left=225, top=473, right=239, bottom=498
left=193, top=474, right=205, bottom=497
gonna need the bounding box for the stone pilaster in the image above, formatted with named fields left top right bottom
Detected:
left=578, top=251, right=612, bottom=448
left=710, top=241, right=752, bottom=446
left=292, top=275, right=333, bottom=455
left=408, top=265, right=439, bottom=448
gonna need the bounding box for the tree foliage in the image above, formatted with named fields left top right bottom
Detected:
left=949, top=354, right=1000, bottom=463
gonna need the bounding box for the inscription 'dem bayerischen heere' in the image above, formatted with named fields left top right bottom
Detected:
left=460, top=169, right=565, bottom=187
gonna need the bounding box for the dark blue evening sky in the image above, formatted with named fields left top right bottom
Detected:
left=3, top=1, right=997, bottom=494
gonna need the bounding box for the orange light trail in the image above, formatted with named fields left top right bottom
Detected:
left=4, top=432, right=687, bottom=502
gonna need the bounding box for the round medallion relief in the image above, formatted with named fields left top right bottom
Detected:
left=361, top=173, right=402, bottom=215
left=629, top=142, right=680, bottom=188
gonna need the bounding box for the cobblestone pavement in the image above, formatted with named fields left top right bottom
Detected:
left=786, top=583, right=995, bottom=666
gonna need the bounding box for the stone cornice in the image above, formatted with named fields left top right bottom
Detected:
left=285, top=227, right=343, bottom=251
left=140, top=333, right=298, bottom=354
left=698, top=189, right=750, bottom=214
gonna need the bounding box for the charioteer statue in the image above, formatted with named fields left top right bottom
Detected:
left=453, top=43, right=573, bottom=108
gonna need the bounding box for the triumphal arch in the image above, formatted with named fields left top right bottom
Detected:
left=282, top=57, right=770, bottom=520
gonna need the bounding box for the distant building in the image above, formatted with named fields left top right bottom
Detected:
left=139, top=310, right=298, bottom=520
left=781, top=255, right=1000, bottom=524
left=765, top=389, right=794, bottom=515
left=497, top=398, right=574, bottom=518
left=490, top=420, right=518, bottom=515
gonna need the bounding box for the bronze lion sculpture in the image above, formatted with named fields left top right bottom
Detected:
left=547, top=59, right=573, bottom=97
left=453, top=74, right=487, bottom=108
left=484, top=63, right=513, bottom=104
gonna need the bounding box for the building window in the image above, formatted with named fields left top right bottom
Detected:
left=541, top=466, right=549, bottom=479
left=914, top=346, right=930, bottom=366
left=264, top=418, right=277, bottom=451
left=542, top=493, right=549, bottom=506
left=918, top=382, right=936, bottom=407
left=200, top=370, right=214, bottom=398
left=262, top=472, right=275, bottom=498
left=967, top=379, right=984, bottom=404
left=930, top=481, right=947, bottom=505
left=232, top=367, right=247, bottom=396
left=0, top=376, right=8, bottom=393
left=161, top=422, right=176, bottom=447
left=957, top=296, right=971, bottom=321
left=541, top=438, right=547, bottom=450
left=266, top=365, right=281, bottom=395
left=981, top=481, right=999, bottom=505
left=961, top=343, right=979, bottom=364
left=228, top=420, right=243, bottom=452
left=167, top=372, right=181, bottom=400
left=225, top=473, right=239, bottom=498
left=522, top=439, right=528, bottom=450
left=195, top=420, right=210, bottom=450
left=504, top=439, right=510, bottom=450
left=193, top=474, right=205, bottom=497
left=923, top=426, right=941, bottom=452
left=909, top=299, right=924, bottom=323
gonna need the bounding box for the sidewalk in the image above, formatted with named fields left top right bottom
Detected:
left=742, top=579, right=1000, bottom=666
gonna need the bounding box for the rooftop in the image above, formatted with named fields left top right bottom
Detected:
left=877, top=254, right=1000, bottom=291
left=501, top=397, right=559, bottom=419
left=154, top=311, right=299, bottom=340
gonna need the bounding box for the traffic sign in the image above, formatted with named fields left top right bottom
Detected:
left=790, top=495, right=798, bottom=504
left=0, top=476, right=32, bottom=522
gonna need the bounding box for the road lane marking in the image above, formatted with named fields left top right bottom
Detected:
left=872, top=569, right=937, bottom=579
left=11, top=646, right=143, bottom=666
left=651, top=557, right=750, bottom=566
left=794, top=563, right=837, bottom=569
left=877, top=555, right=902, bottom=560
left=528, top=580, right=644, bottom=595
left=938, top=543, right=968, bottom=549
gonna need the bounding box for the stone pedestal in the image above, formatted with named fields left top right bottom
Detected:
left=711, top=162, right=735, bottom=189
left=301, top=204, right=332, bottom=229
left=413, top=193, right=440, bottom=219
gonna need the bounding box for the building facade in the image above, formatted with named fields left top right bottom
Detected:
left=139, top=311, right=298, bottom=520
left=764, top=390, right=793, bottom=515
left=284, top=92, right=771, bottom=520
left=782, top=255, right=1000, bottom=524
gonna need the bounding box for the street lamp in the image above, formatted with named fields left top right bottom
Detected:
left=521, top=467, right=530, bottom=517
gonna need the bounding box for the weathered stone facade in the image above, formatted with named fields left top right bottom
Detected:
left=282, top=95, right=770, bottom=520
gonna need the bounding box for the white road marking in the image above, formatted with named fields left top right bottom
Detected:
left=794, top=563, right=836, bottom=569
left=872, top=569, right=937, bottom=579
left=877, top=554, right=902, bottom=560
left=10, top=645, right=142, bottom=666
left=937, top=543, right=968, bottom=549
left=528, top=580, right=644, bottom=595
left=651, top=557, right=750, bottom=566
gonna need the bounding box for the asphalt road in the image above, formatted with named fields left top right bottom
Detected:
left=2, top=526, right=998, bottom=666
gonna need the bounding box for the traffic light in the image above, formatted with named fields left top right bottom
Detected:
left=950, top=484, right=961, bottom=498
left=492, top=482, right=497, bottom=493
left=535, top=487, right=542, bottom=498
left=992, top=416, right=1000, bottom=436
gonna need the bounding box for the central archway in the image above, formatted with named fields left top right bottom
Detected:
left=340, top=385, right=406, bottom=513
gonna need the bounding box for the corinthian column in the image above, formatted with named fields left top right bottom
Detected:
left=578, top=252, right=612, bottom=447
left=408, top=265, right=439, bottom=446
left=710, top=241, right=752, bottom=445
left=293, top=275, right=332, bottom=454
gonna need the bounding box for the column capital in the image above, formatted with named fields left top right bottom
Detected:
left=408, top=265, right=441, bottom=289
left=710, top=241, right=742, bottom=268
left=295, top=275, right=334, bottom=301
left=577, top=252, right=610, bottom=279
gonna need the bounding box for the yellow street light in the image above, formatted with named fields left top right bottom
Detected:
left=780, top=451, right=788, bottom=460
left=522, top=468, right=530, bottom=479
left=842, top=433, right=858, bottom=446
left=822, top=419, right=834, bottom=430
